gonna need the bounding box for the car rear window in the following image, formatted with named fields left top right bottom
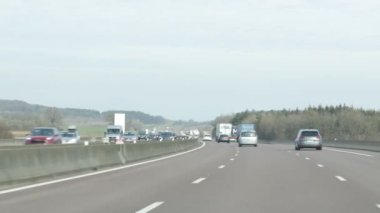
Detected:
left=301, top=131, right=319, bottom=137
left=241, top=132, right=256, bottom=137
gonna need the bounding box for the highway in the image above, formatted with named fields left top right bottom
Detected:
left=0, top=142, right=380, bottom=213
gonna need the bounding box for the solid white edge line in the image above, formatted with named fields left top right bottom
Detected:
left=218, top=165, right=225, bottom=169
left=335, top=176, right=347, bottom=182
left=192, top=178, right=206, bottom=184
left=325, top=148, right=373, bottom=157
left=136, top=201, right=164, bottom=213
left=0, top=142, right=206, bottom=195
left=317, top=164, right=324, bottom=168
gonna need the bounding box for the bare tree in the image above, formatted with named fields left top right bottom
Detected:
left=45, top=107, right=63, bottom=127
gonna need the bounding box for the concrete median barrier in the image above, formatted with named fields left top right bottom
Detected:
left=0, top=140, right=200, bottom=187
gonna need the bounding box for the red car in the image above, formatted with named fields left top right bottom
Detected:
left=25, top=127, right=62, bottom=145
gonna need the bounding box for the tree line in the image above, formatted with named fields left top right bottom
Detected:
left=214, top=105, right=380, bottom=142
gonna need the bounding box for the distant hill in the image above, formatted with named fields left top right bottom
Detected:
left=102, top=111, right=166, bottom=125
left=0, top=99, right=166, bottom=130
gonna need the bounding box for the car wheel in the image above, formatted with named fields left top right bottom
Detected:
left=254, top=144, right=258, bottom=147
left=295, top=146, right=300, bottom=150
left=317, top=146, right=322, bottom=150
left=239, top=144, right=242, bottom=147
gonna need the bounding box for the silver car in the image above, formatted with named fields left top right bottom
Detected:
left=238, top=131, right=258, bottom=147
left=123, top=132, right=138, bottom=143
left=61, top=131, right=80, bottom=144
left=295, top=129, right=322, bottom=150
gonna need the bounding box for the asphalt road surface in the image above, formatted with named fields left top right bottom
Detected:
left=1, top=142, right=380, bottom=213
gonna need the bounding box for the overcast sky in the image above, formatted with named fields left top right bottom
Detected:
left=0, top=0, right=379, bottom=121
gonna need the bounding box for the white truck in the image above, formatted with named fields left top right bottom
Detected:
left=215, top=123, right=233, bottom=141
left=103, top=113, right=126, bottom=144
left=114, top=113, right=126, bottom=133
left=103, top=125, right=124, bottom=144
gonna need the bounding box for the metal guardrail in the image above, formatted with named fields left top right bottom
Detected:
left=324, top=140, right=380, bottom=152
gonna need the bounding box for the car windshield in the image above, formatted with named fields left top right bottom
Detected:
left=32, top=129, right=54, bottom=136
left=107, top=129, right=121, bottom=134
left=62, top=132, right=75, bottom=138
left=301, top=131, right=319, bottom=137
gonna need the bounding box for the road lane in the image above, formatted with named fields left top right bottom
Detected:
left=272, top=143, right=380, bottom=200
left=0, top=142, right=379, bottom=213
left=156, top=143, right=380, bottom=213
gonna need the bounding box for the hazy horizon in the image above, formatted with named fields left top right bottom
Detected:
left=1, top=0, right=379, bottom=121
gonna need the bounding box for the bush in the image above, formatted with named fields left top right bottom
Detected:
left=0, top=121, right=14, bottom=139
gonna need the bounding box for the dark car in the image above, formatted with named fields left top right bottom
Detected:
left=159, top=132, right=175, bottom=141
left=218, top=134, right=230, bottom=143
left=138, top=131, right=150, bottom=141
left=25, top=127, right=62, bottom=145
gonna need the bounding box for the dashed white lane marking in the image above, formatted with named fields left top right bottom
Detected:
left=0, top=142, right=206, bottom=195
left=305, top=157, right=310, bottom=160
left=296, top=153, right=300, bottom=156
left=218, top=165, right=225, bottom=169
left=230, top=158, right=235, bottom=161
left=287, top=150, right=291, bottom=153
left=335, top=176, right=347, bottom=182
left=376, top=204, right=380, bottom=209
left=325, top=148, right=373, bottom=157
left=235, top=154, right=238, bottom=157
left=192, top=178, right=206, bottom=184
left=317, top=164, right=324, bottom=168
left=136, top=202, right=164, bottom=213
